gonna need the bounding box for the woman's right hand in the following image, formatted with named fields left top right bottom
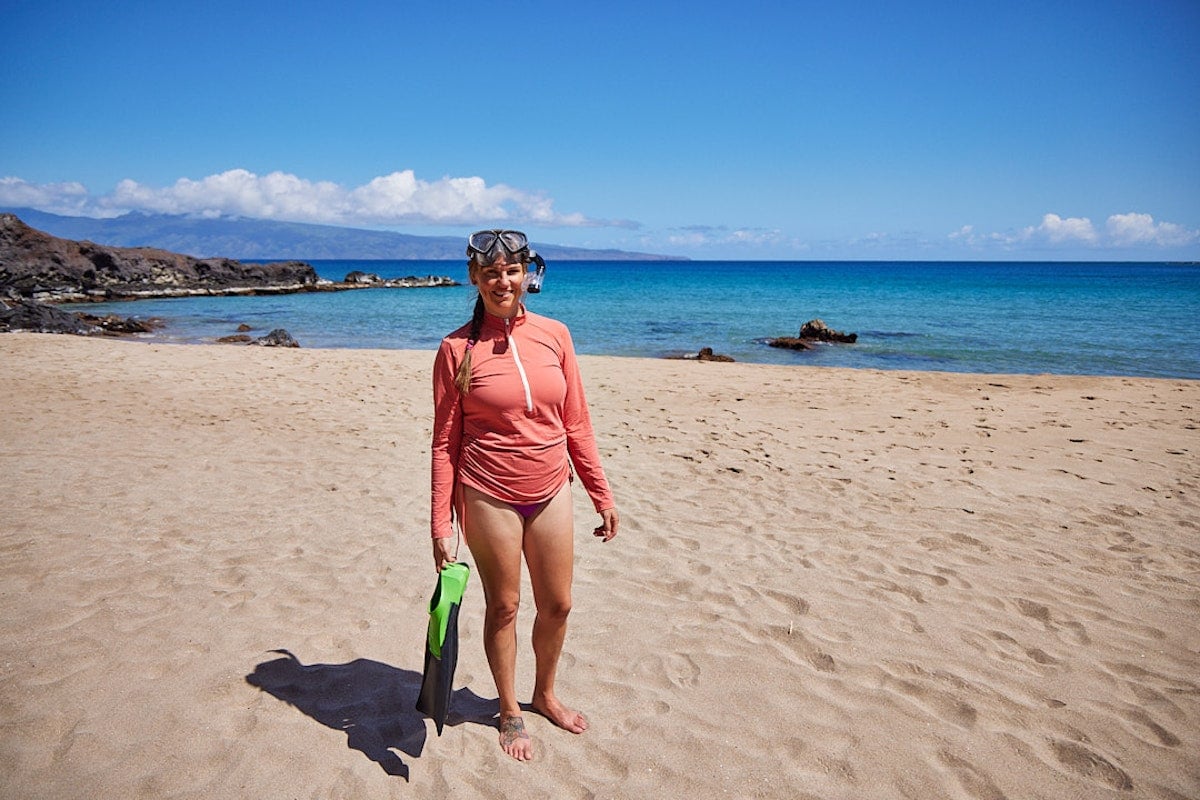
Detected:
left=432, top=537, right=456, bottom=573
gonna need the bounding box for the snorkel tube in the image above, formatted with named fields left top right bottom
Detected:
left=525, top=252, right=547, bottom=294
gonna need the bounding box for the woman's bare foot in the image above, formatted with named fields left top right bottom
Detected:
left=499, top=714, right=533, bottom=761
left=531, top=693, right=588, bottom=734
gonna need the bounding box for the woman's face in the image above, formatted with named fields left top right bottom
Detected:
left=471, top=254, right=526, bottom=319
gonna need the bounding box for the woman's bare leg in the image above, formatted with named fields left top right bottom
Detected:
left=461, top=486, right=533, bottom=761
left=524, top=484, right=588, bottom=733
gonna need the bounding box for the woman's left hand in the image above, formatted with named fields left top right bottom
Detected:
left=432, top=537, right=457, bottom=573
left=593, top=507, right=620, bottom=542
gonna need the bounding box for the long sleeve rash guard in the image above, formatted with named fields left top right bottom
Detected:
left=430, top=309, right=615, bottom=540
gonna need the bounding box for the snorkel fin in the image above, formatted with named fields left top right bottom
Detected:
left=525, top=252, right=547, bottom=294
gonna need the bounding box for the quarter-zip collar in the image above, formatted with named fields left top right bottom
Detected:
left=479, top=305, right=527, bottom=335
left=480, top=306, right=533, bottom=413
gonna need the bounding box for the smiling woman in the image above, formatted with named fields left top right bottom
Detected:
left=425, top=229, right=620, bottom=762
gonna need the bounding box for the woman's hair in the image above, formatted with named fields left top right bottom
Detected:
left=454, top=295, right=487, bottom=394
left=454, top=254, right=528, bottom=394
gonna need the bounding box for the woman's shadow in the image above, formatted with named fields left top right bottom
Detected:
left=245, top=649, right=495, bottom=780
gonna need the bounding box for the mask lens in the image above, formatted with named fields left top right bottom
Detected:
left=467, top=229, right=530, bottom=263
left=468, top=231, right=499, bottom=254
left=498, top=231, right=528, bottom=253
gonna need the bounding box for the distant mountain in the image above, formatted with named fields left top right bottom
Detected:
left=0, top=208, right=684, bottom=261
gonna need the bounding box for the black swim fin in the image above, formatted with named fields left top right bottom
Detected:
left=415, top=562, right=470, bottom=735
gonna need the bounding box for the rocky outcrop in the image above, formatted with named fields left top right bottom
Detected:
left=768, top=318, right=858, bottom=350
left=345, top=270, right=381, bottom=284
left=75, top=312, right=166, bottom=334
left=798, top=319, right=857, bottom=343
left=253, top=329, right=300, bottom=348
left=1, top=297, right=169, bottom=336
left=0, top=214, right=460, bottom=341
left=340, top=270, right=456, bottom=289
left=670, top=346, right=735, bottom=362
left=767, top=337, right=812, bottom=351
left=1, top=214, right=461, bottom=303
left=1, top=213, right=321, bottom=302
left=0, top=297, right=100, bottom=334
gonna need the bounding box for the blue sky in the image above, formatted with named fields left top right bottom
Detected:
left=2, top=0, right=1198, bottom=260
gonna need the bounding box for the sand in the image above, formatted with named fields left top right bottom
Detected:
left=1, top=333, right=1197, bottom=800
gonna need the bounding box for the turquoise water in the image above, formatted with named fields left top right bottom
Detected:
left=64, top=260, right=1200, bottom=379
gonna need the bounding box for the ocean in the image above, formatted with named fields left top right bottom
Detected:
left=63, top=260, right=1200, bottom=379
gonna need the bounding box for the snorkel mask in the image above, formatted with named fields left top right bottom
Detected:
left=466, top=229, right=547, bottom=293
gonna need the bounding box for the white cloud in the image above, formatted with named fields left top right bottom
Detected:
left=1024, top=213, right=1098, bottom=244
left=1, top=169, right=608, bottom=228
left=0, top=176, right=96, bottom=216
left=666, top=225, right=790, bottom=249
left=1106, top=212, right=1197, bottom=247
left=105, top=170, right=348, bottom=221
left=948, top=224, right=1009, bottom=246
left=949, top=211, right=1198, bottom=253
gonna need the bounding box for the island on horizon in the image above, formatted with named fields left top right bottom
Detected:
left=0, top=207, right=688, bottom=262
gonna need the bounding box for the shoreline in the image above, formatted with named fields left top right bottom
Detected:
left=12, top=327, right=1200, bottom=382
left=3, top=334, right=1198, bottom=799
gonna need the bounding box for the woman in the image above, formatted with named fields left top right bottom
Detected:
left=430, top=229, right=620, bottom=762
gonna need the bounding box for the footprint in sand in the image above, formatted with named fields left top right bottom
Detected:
left=888, top=677, right=978, bottom=729
left=897, top=565, right=950, bottom=586
left=1013, top=598, right=1090, bottom=645
left=937, top=749, right=1006, bottom=800
left=1119, top=708, right=1181, bottom=748
left=1024, top=647, right=1059, bottom=665
left=806, top=649, right=836, bottom=673
left=763, top=588, right=811, bottom=617
left=665, top=653, right=701, bottom=688
left=632, top=653, right=700, bottom=690
left=950, top=533, right=991, bottom=552
left=816, top=756, right=857, bottom=784
left=977, top=630, right=1060, bottom=668
left=1049, top=739, right=1133, bottom=791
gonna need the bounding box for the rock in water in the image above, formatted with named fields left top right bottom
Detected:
left=254, top=329, right=300, bottom=347
left=765, top=319, right=857, bottom=351
left=694, top=346, right=735, bottom=362
left=75, top=312, right=165, bottom=334
left=798, top=319, right=857, bottom=343
left=767, top=337, right=811, bottom=351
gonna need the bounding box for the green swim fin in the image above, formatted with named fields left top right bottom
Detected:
left=416, top=562, right=470, bottom=734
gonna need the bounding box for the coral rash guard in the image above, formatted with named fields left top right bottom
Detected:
left=430, top=308, right=614, bottom=540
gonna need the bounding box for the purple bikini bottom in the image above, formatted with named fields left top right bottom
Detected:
left=510, top=502, right=545, bottom=519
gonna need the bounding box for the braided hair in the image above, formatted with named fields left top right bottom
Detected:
left=454, top=295, right=486, bottom=394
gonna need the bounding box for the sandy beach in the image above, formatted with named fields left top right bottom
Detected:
left=1, top=333, right=1197, bottom=799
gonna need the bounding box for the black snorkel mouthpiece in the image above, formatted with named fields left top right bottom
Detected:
left=525, top=252, right=547, bottom=294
